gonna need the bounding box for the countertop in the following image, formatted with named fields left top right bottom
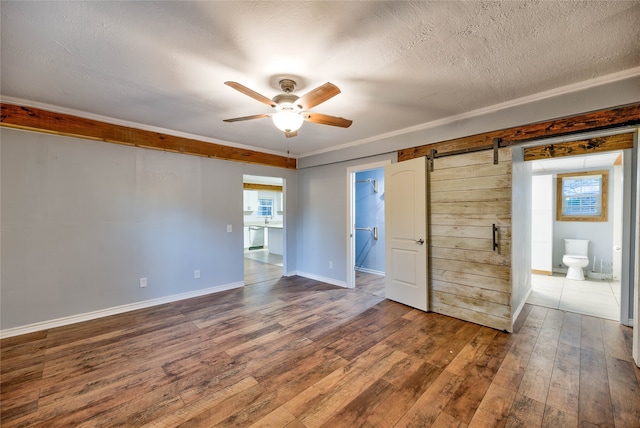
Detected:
left=244, top=222, right=283, bottom=229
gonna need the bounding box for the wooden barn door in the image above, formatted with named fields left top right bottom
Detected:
left=429, top=148, right=512, bottom=331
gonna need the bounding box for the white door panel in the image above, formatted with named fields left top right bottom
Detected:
left=384, top=157, right=428, bottom=311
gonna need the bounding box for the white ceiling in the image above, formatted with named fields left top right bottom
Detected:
left=243, top=175, right=283, bottom=186
left=1, top=1, right=639, bottom=158
left=532, top=151, right=622, bottom=174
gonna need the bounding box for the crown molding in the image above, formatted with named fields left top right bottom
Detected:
left=298, top=67, right=640, bottom=159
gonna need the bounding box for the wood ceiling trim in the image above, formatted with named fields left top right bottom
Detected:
left=243, top=183, right=283, bottom=192
left=523, top=133, right=633, bottom=161
left=398, top=103, right=640, bottom=162
left=0, top=103, right=297, bottom=169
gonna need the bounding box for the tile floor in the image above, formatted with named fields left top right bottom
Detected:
left=527, top=272, right=621, bottom=320
left=243, top=248, right=283, bottom=266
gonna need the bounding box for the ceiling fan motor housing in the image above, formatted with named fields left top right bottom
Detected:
left=272, top=94, right=300, bottom=111
left=278, top=79, right=297, bottom=93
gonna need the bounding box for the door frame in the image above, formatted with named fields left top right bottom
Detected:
left=346, top=160, right=391, bottom=289
left=242, top=174, right=287, bottom=279
left=517, top=128, right=637, bottom=326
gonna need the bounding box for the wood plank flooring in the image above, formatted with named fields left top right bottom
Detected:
left=244, top=254, right=283, bottom=286
left=2, top=272, right=639, bottom=427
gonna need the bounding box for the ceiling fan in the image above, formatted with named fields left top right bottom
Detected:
left=223, top=79, right=352, bottom=138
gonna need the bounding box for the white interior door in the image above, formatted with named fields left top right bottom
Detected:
left=384, top=157, right=428, bottom=311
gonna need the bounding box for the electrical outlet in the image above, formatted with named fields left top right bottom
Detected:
left=139, top=277, right=147, bottom=288
left=329, top=261, right=333, bottom=269
left=227, top=224, right=232, bottom=233
left=194, top=270, right=200, bottom=279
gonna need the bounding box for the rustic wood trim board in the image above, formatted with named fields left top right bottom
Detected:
left=243, top=183, right=283, bottom=192
left=398, top=103, right=640, bottom=162
left=524, top=133, right=634, bottom=161
left=0, top=103, right=297, bottom=169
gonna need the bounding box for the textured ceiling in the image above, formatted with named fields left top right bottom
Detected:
left=532, top=151, right=621, bottom=173
left=1, top=1, right=639, bottom=157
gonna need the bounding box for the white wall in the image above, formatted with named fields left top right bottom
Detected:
left=0, top=128, right=298, bottom=332
left=531, top=174, right=554, bottom=273
left=511, top=147, right=532, bottom=326
left=296, top=153, right=396, bottom=286
left=613, top=162, right=623, bottom=279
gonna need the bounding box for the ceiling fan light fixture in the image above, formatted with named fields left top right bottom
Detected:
left=224, top=80, right=351, bottom=137
left=272, top=109, right=303, bottom=133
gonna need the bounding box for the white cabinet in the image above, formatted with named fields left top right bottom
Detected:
left=243, top=190, right=259, bottom=211
left=267, top=227, right=283, bottom=255
left=244, top=227, right=250, bottom=249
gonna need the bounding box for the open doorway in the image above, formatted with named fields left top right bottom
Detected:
left=526, top=148, right=629, bottom=322
left=243, top=175, right=285, bottom=285
left=346, top=160, right=390, bottom=294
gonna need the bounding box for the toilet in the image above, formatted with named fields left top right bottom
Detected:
left=562, top=239, right=589, bottom=281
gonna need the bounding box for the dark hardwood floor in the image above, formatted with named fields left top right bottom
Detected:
left=2, top=271, right=639, bottom=427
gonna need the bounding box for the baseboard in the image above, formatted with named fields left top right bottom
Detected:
left=531, top=269, right=552, bottom=276
left=297, top=271, right=348, bottom=288
left=355, top=267, right=385, bottom=276
left=511, top=287, right=533, bottom=333
left=0, top=281, right=244, bottom=339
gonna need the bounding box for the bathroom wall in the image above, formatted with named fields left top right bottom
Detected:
left=355, top=169, right=385, bottom=274
left=531, top=174, right=554, bottom=273
left=551, top=165, right=616, bottom=276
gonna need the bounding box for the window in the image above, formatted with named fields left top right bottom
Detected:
left=556, top=170, right=608, bottom=222
left=257, top=198, right=273, bottom=217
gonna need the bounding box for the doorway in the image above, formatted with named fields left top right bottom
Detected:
left=243, top=175, right=285, bottom=285
left=528, top=151, right=624, bottom=321
left=346, top=160, right=390, bottom=292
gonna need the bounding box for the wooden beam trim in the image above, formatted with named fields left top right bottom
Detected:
left=614, top=153, right=623, bottom=166
left=0, top=103, right=296, bottom=169
left=523, top=133, right=634, bottom=161
left=398, top=103, right=640, bottom=161
left=243, top=183, right=283, bottom=192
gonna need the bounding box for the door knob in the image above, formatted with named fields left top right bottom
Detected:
left=416, top=238, right=424, bottom=245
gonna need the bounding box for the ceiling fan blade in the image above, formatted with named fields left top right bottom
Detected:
left=223, top=114, right=270, bottom=123
left=296, top=82, right=340, bottom=110
left=285, top=130, right=298, bottom=138
left=304, top=113, right=352, bottom=128
left=224, top=81, right=276, bottom=108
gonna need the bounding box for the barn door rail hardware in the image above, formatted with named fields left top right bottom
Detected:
left=427, top=138, right=507, bottom=171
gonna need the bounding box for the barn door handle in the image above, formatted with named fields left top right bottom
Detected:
left=492, top=224, right=498, bottom=251
left=415, top=238, right=424, bottom=245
